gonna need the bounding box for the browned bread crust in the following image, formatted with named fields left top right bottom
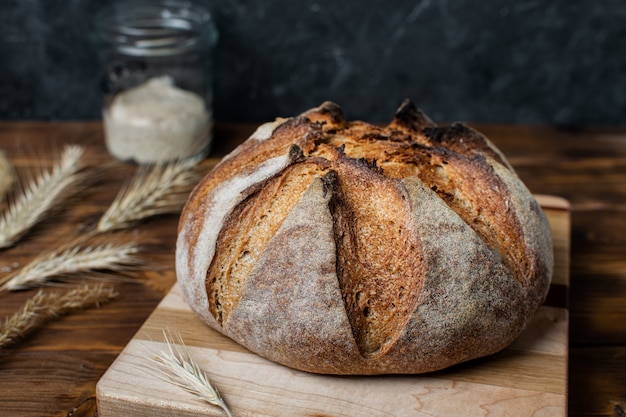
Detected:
left=175, top=100, right=553, bottom=375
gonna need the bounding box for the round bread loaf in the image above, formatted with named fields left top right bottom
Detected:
left=175, top=100, right=553, bottom=375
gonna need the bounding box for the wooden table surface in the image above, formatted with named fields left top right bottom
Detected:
left=0, top=121, right=624, bottom=417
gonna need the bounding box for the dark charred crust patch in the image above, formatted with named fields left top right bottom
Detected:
left=321, top=170, right=339, bottom=197
left=361, top=131, right=391, bottom=141
left=288, top=144, right=305, bottom=163
left=423, top=123, right=472, bottom=144
left=284, top=115, right=317, bottom=130
left=300, top=101, right=347, bottom=131
left=392, top=99, right=435, bottom=131
left=423, top=124, right=509, bottom=168
left=315, top=101, right=345, bottom=125
left=356, top=157, right=383, bottom=175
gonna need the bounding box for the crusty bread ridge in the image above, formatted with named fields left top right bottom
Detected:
left=175, top=100, right=554, bottom=375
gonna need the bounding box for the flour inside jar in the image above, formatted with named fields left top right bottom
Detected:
left=103, top=76, right=212, bottom=164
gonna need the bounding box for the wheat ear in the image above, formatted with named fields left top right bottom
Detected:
left=0, top=145, right=85, bottom=248
left=150, top=330, right=234, bottom=417
left=0, top=242, right=140, bottom=292
left=0, top=150, right=15, bottom=200
left=97, top=156, right=201, bottom=233
left=0, top=283, right=117, bottom=348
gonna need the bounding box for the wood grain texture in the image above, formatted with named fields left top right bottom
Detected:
left=1, top=122, right=625, bottom=417
left=0, top=122, right=218, bottom=417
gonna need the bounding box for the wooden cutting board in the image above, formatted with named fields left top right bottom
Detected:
left=96, top=195, right=570, bottom=417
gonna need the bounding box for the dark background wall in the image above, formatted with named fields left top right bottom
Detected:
left=0, top=0, right=625, bottom=125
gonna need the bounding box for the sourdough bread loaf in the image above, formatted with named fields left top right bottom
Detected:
left=175, top=100, right=553, bottom=375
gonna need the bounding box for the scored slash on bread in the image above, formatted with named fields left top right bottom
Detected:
left=175, top=100, right=553, bottom=375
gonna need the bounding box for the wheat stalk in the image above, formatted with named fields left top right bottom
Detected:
left=97, top=156, right=201, bottom=233
left=0, top=283, right=118, bottom=348
left=0, top=150, right=15, bottom=200
left=150, top=330, right=234, bottom=417
left=0, top=154, right=200, bottom=293
left=0, top=242, right=140, bottom=292
left=0, top=145, right=85, bottom=249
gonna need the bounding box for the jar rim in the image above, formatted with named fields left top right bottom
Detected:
left=93, top=0, right=218, bottom=57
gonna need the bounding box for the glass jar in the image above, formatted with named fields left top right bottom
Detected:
left=93, top=0, right=218, bottom=164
